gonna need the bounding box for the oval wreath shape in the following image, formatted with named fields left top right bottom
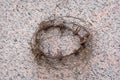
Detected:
left=31, top=18, right=90, bottom=60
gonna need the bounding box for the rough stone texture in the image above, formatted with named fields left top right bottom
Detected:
left=39, top=27, right=81, bottom=58
left=0, top=0, right=120, bottom=80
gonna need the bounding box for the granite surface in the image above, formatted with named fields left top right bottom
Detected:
left=0, top=0, right=120, bottom=80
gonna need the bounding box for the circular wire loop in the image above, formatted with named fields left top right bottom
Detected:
left=31, top=17, right=90, bottom=59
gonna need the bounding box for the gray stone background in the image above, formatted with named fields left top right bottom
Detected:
left=0, top=0, right=120, bottom=80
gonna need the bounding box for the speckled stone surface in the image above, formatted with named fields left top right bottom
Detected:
left=38, top=27, right=81, bottom=57
left=0, top=0, right=120, bottom=80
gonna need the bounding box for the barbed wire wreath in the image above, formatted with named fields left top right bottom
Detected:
left=31, top=16, right=92, bottom=69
